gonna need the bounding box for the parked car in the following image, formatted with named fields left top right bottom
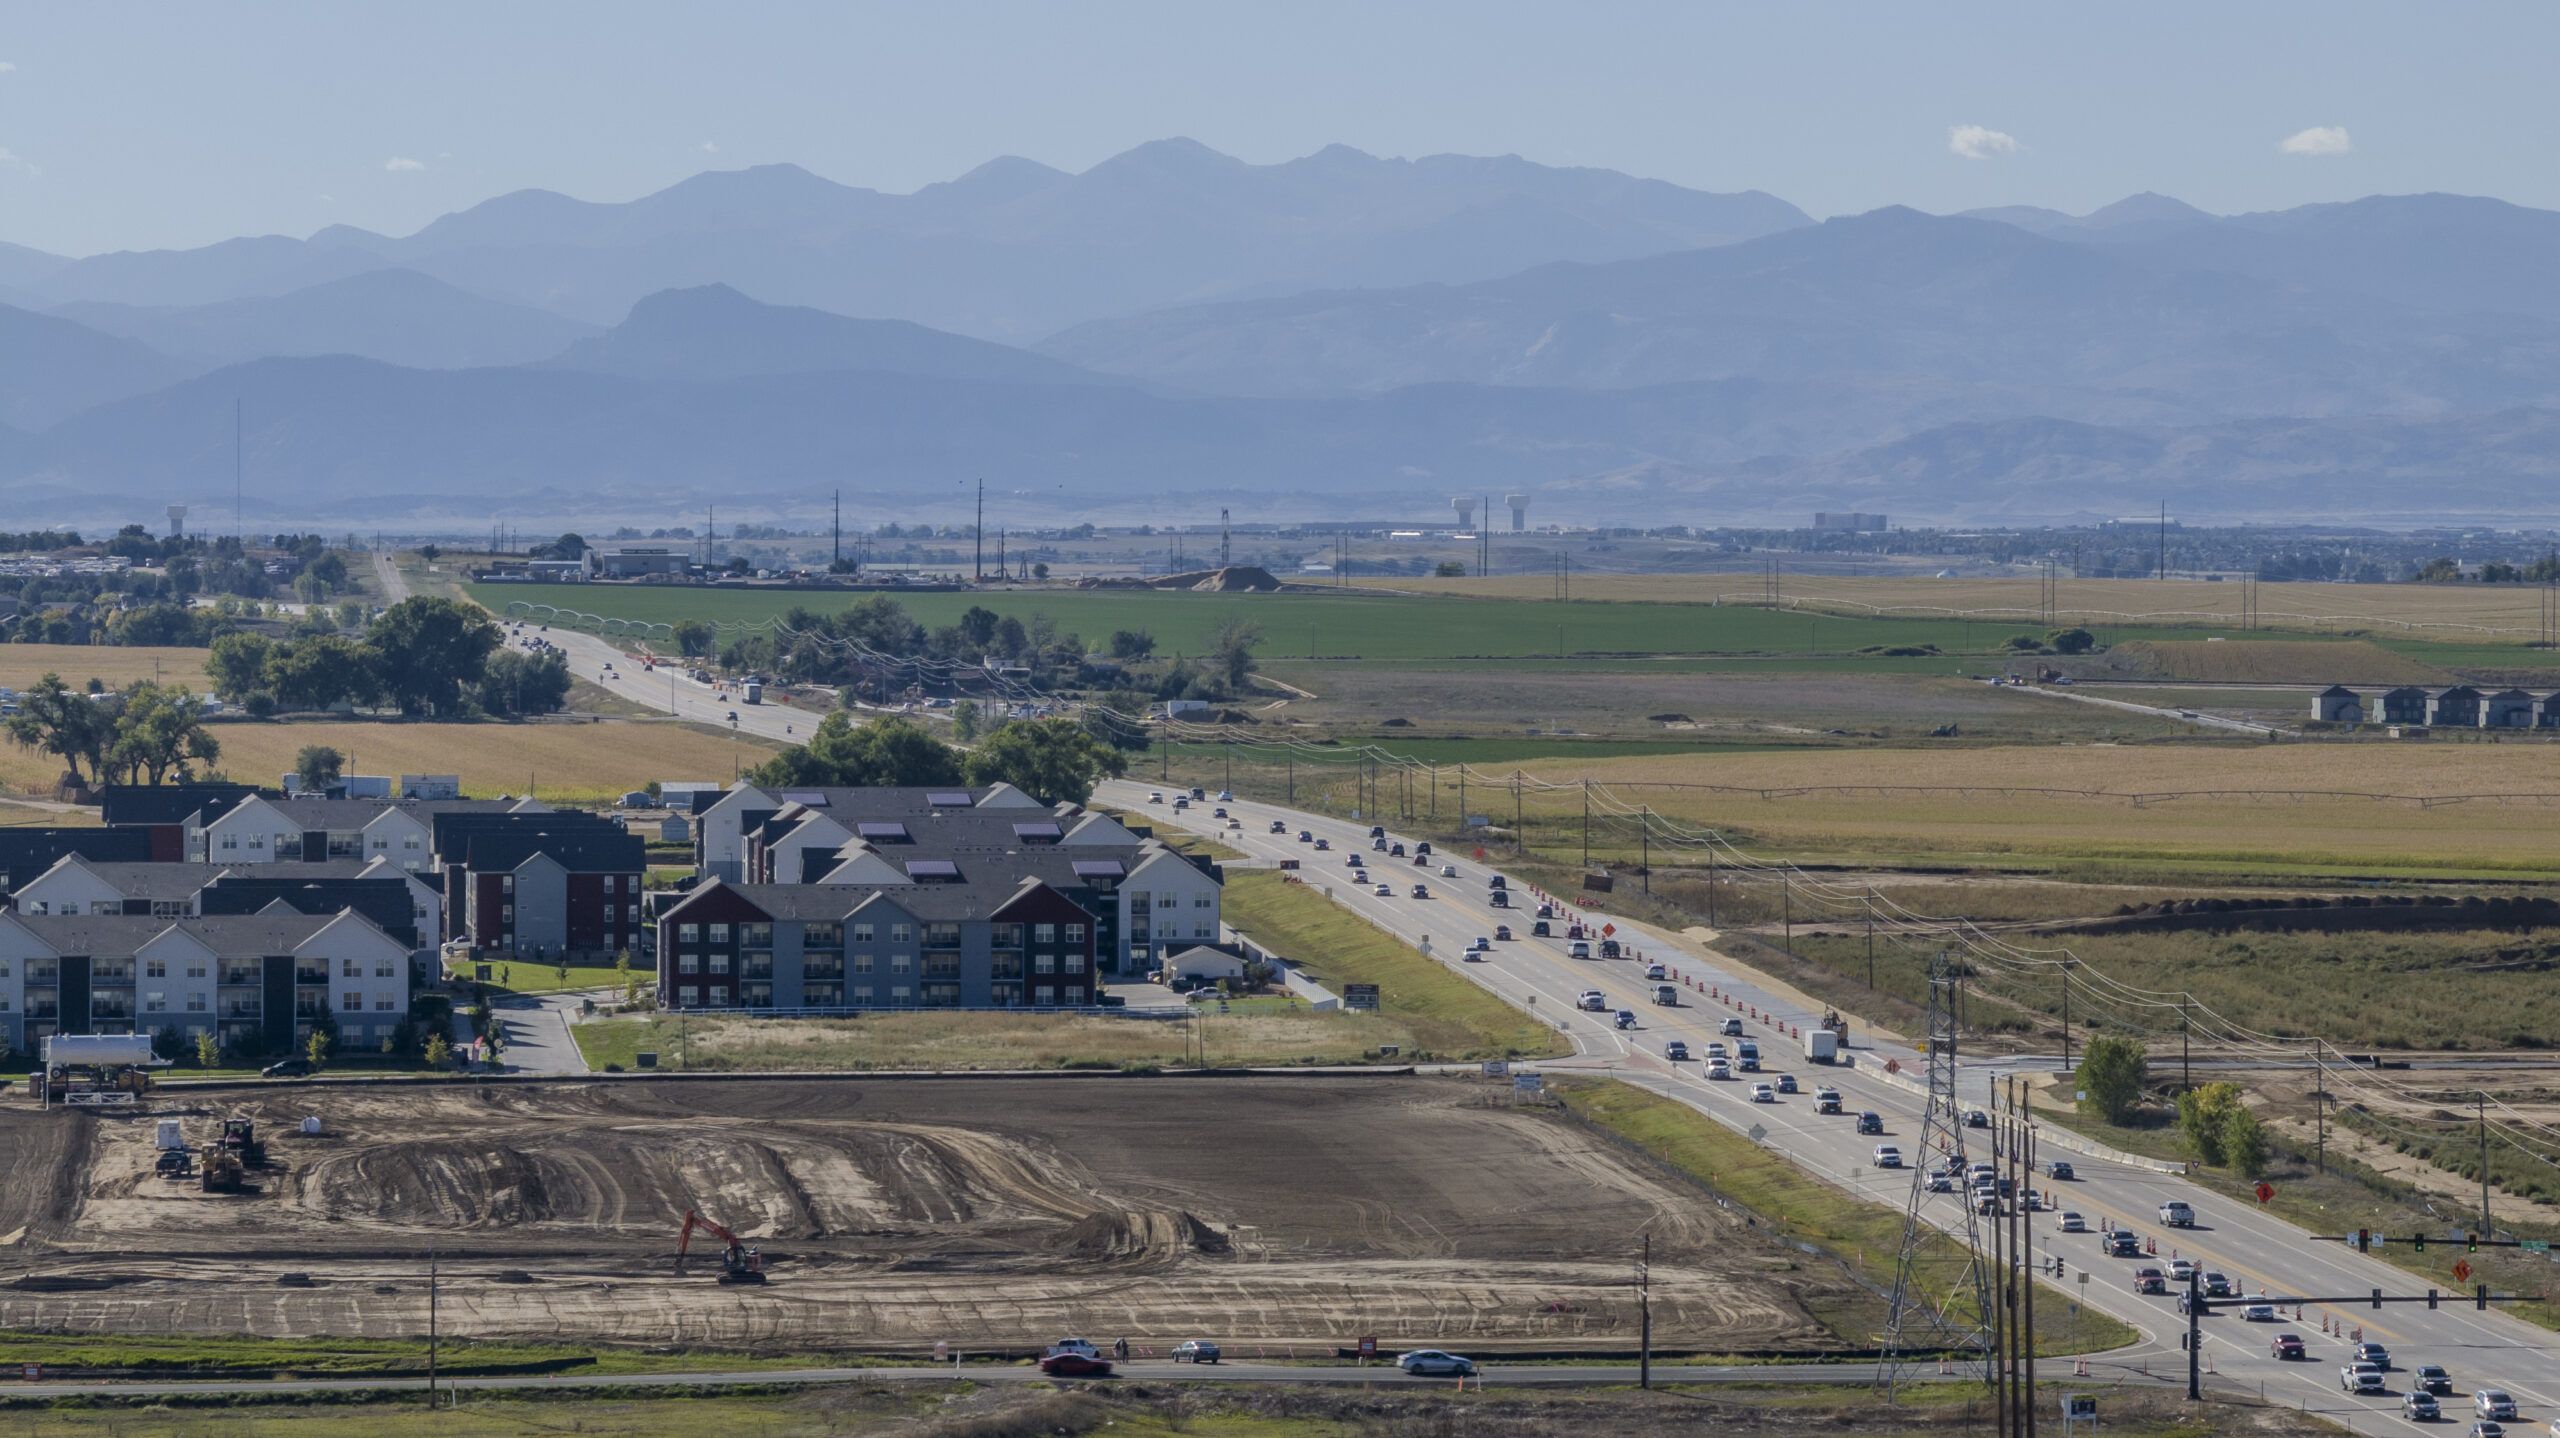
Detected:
left=1171, top=1340, right=1222, bottom=1364
left=1396, top=1350, right=1476, bottom=1377
left=1047, top=1339, right=1100, bottom=1359
left=1039, top=1352, right=1114, bottom=1377
left=261, top=1058, right=314, bottom=1079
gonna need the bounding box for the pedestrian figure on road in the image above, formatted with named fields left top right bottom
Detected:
left=1114, top=1337, right=1129, bottom=1361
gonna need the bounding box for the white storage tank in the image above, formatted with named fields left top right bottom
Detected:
left=42, top=1034, right=157, bottom=1069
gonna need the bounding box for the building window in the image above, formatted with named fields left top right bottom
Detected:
left=627, top=904, right=639, bottom=923
left=220, top=835, right=238, bottom=851
left=739, top=923, right=772, bottom=947
left=1034, top=954, right=1057, bottom=974
left=678, top=923, right=699, bottom=943
left=678, top=985, right=699, bottom=1007
left=708, top=954, right=730, bottom=974
left=1034, top=923, right=1056, bottom=943
left=376, top=959, right=396, bottom=978
left=186, top=993, right=206, bottom=1013
left=1156, top=895, right=1175, bottom=909
left=852, top=922, right=873, bottom=942
left=1035, top=985, right=1056, bottom=1006
left=187, top=962, right=207, bottom=979
left=145, top=959, right=167, bottom=979
left=707, top=923, right=730, bottom=943
left=376, top=996, right=396, bottom=1011
left=341, top=959, right=360, bottom=978
left=341, top=991, right=363, bottom=1012
left=144, top=992, right=165, bottom=1013
left=678, top=954, right=699, bottom=974
left=1066, top=954, right=1085, bottom=973
left=890, top=954, right=912, bottom=974
left=501, top=874, right=514, bottom=893
left=852, top=953, right=873, bottom=974
left=1064, top=923, right=1085, bottom=943
left=889, top=923, right=911, bottom=943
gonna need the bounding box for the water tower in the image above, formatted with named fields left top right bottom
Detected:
left=1451, top=496, right=1477, bottom=532
left=165, top=504, right=188, bottom=539
left=1506, top=494, right=1529, bottom=532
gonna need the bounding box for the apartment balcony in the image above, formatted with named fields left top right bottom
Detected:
left=921, top=958, right=962, bottom=981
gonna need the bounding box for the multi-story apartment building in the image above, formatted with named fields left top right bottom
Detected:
left=656, top=876, right=1100, bottom=1011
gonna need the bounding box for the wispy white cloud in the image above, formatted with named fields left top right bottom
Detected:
left=0, top=146, right=37, bottom=176
left=384, top=155, right=427, bottom=172
left=697, top=140, right=719, bottom=155
left=0, top=62, right=18, bottom=74
left=1947, top=124, right=2020, bottom=161
left=2278, top=125, right=2352, bottom=157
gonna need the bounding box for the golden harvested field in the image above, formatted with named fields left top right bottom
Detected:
left=1476, top=743, right=2560, bottom=875
left=1387, top=573, right=2555, bottom=642
left=0, top=644, right=212, bottom=691
left=2111, top=638, right=2450, bottom=684
left=0, top=717, right=775, bottom=802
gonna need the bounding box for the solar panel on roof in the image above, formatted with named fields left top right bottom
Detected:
left=905, top=860, right=961, bottom=880
left=1070, top=860, right=1126, bottom=879
left=927, top=791, right=975, bottom=807
left=856, top=821, right=910, bottom=841
left=1012, top=822, right=1064, bottom=840
left=780, top=792, right=829, bottom=807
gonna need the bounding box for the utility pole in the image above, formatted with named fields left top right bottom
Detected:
left=1866, top=885, right=1876, bottom=989
left=2180, top=997, right=2191, bottom=1092
left=2312, top=1039, right=2326, bottom=1174
left=2060, top=960, right=2073, bottom=1072
left=1512, top=774, right=1523, bottom=855
left=832, top=489, right=841, bottom=568
left=234, top=397, right=244, bottom=537
left=1581, top=779, right=1590, bottom=868
left=1219, top=507, right=1231, bottom=569
left=1706, top=836, right=1717, bottom=927
left=1781, top=875, right=1792, bottom=953
left=2185, top=1266, right=2202, bottom=1400
left=2479, top=1092, right=2494, bottom=1236
left=974, top=478, right=984, bottom=583
left=1638, top=1231, right=1653, bottom=1390
left=1640, top=806, right=1650, bottom=894
left=427, top=1247, right=440, bottom=1408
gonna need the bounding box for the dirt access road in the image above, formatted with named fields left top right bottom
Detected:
left=0, top=1076, right=1858, bottom=1355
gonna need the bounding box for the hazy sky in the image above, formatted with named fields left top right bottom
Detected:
left=3, top=1, right=2552, bottom=256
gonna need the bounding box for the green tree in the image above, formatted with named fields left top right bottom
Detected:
left=747, top=714, right=965, bottom=789
left=106, top=682, right=223, bottom=785
left=615, top=950, right=639, bottom=1006
left=5, top=672, right=115, bottom=788
left=2074, top=1035, right=2148, bottom=1125
left=266, top=634, right=384, bottom=712
left=194, top=1031, right=221, bottom=1069
left=368, top=597, right=502, bottom=716
left=304, top=1028, right=331, bottom=1069
left=2177, top=1081, right=2247, bottom=1166
left=2044, top=627, right=2096, bottom=655
left=295, top=744, right=346, bottom=792
left=963, top=716, right=1130, bottom=805
left=2416, top=556, right=2462, bottom=583
left=951, top=699, right=981, bottom=742
left=671, top=619, right=716, bottom=657
left=474, top=648, right=573, bottom=716
left=2221, top=1105, right=2271, bottom=1178
left=1433, top=560, right=1467, bottom=577
left=1208, top=617, right=1263, bottom=691
left=424, top=1032, right=451, bottom=1068
left=1108, top=629, right=1157, bottom=660
left=205, top=632, right=276, bottom=704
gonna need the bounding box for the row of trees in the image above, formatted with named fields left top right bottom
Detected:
left=4, top=675, right=221, bottom=788
left=747, top=712, right=1128, bottom=805
left=2073, top=1035, right=2270, bottom=1178
left=207, top=597, right=564, bottom=718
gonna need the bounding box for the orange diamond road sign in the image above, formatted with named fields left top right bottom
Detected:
left=1884, top=1059, right=1901, bottom=1074
left=2453, top=1260, right=2473, bottom=1283
left=1601, top=922, right=1616, bottom=936
left=2254, top=1182, right=2275, bottom=1204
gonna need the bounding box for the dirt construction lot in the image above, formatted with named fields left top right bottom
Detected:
left=0, top=1077, right=1854, bottom=1355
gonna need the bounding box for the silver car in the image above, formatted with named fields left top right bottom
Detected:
left=1397, top=1349, right=1476, bottom=1376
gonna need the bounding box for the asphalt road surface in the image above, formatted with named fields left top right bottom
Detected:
left=1108, top=780, right=2560, bottom=1436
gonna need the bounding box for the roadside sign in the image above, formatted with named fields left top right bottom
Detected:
left=1343, top=983, right=1381, bottom=1012
left=2254, top=1181, right=2275, bottom=1204
left=2454, top=1259, right=2474, bottom=1283
left=635, top=1051, right=658, bottom=1069
left=20, top=1363, right=35, bottom=1380
left=1472, top=846, right=1488, bottom=858
left=1883, top=1059, right=1901, bottom=1074
left=1480, top=1059, right=1510, bottom=1078
left=934, top=1340, right=948, bottom=1361
left=1747, top=1124, right=1768, bottom=1144
left=1357, top=1335, right=1377, bottom=1358
left=1513, top=1073, right=1544, bottom=1096
left=2063, top=1395, right=2097, bottom=1419
left=1600, top=922, right=1616, bottom=937
left=2524, top=1239, right=2551, bottom=1254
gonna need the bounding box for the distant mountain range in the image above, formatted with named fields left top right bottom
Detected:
left=5, top=144, right=2560, bottom=526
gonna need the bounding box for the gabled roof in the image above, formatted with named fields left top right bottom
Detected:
left=38, top=858, right=380, bottom=902
left=98, top=782, right=262, bottom=828
left=13, top=908, right=393, bottom=957
left=673, top=875, right=1062, bottom=925
left=462, top=829, right=645, bottom=874
left=0, top=828, right=157, bottom=890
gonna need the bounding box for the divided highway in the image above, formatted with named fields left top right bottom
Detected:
left=1105, top=779, right=2560, bottom=1435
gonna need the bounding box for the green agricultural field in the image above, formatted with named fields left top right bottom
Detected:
left=470, top=580, right=2255, bottom=664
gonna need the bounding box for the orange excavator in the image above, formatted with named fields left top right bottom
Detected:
left=675, top=1207, right=768, bottom=1285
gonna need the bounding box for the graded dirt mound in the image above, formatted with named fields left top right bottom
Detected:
left=0, top=1077, right=1856, bottom=1355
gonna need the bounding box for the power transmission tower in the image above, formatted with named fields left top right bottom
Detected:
left=1881, top=952, right=1997, bottom=1397
left=1219, top=507, right=1231, bottom=569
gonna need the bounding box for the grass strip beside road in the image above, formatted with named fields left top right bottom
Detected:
left=1554, top=1078, right=2137, bottom=1356
left=571, top=1003, right=1433, bottom=1071
left=1219, top=869, right=1569, bottom=1061
left=0, top=1330, right=837, bottom=1378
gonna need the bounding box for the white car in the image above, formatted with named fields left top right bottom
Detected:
left=1873, top=1145, right=1903, bottom=1168
left=2056, top=1211, right=2086, bottom=1233
left=1750, top=1083, right=1776, bottom=1103
left=2169, top=1258, right=2196, bottom=1283
left=1440, top=863, right=1457, bottom=878
left=1578, top=990, right=1607, bottom=1012
left=2241, top=1304, right=2277, bottom=1322
left=1705, top=1059, right=1732, bottom=1080
left=2341, top=1363, right=2385, bottom=1394
left=1373, top=882, right=1393, bottom=896
left=2476, top=1390, right=2517, bottom=1420
left=1396, top=1349, right=1476, bottom=1377
left=1148, top=792, right=1164, bottom=804
left=1047, top=1337, right=1100, bottom=1360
